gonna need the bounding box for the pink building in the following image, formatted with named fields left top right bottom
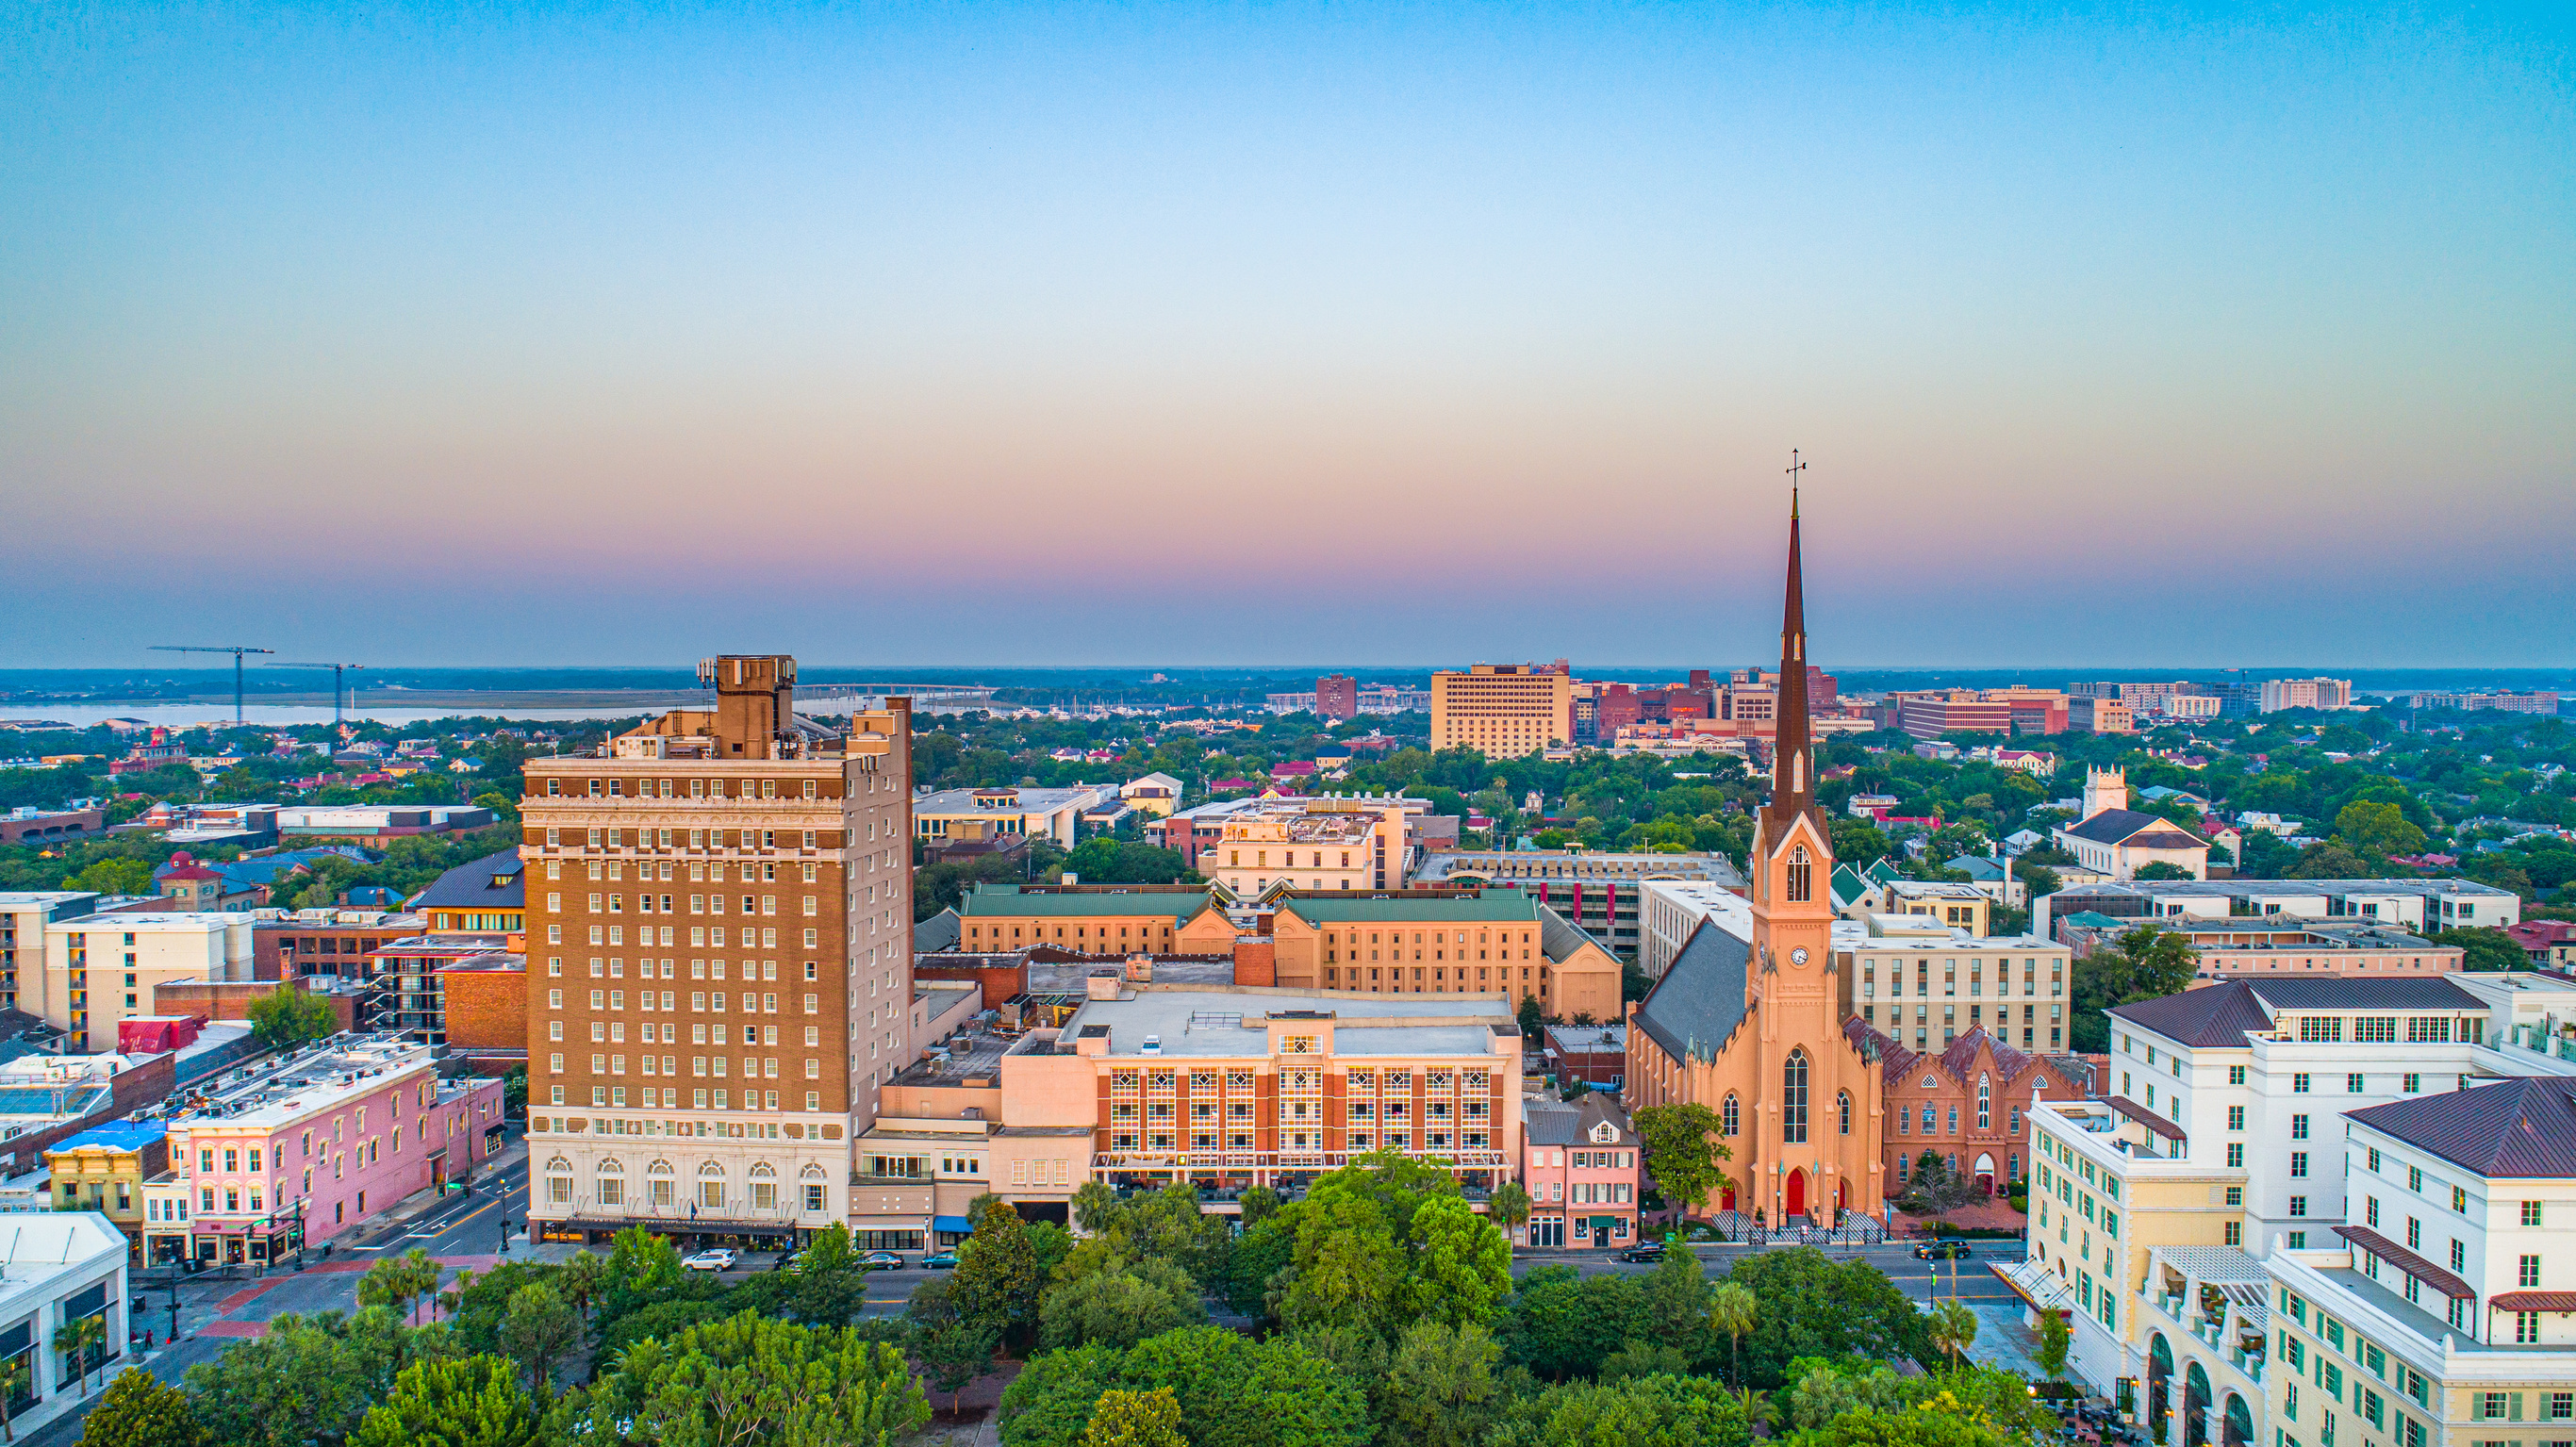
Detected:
left=1517, top=1093, right=1640, bottom=1250
left=144, top=1038, right=505, bottom=1266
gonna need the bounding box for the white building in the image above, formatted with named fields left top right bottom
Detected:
left=0, top=1211, right=129, bottom=1440
left=912, top=784, right=1117, bottom=850
left=2036, top=880, right=2523, bottom=942
left=2053, top=767, right=2211, bottom=882
left=1636, top=879, right=1753, bottom=979
left=38, top=912, right=256, bottom=1052
left=2264, top=1077, right=2576, bottom=1447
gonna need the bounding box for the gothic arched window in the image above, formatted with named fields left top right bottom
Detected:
left=1839, top=1090, right=1853, bottom=1135
left=1783, top=1051, right=1809, bottom=1143
left=1786, top=846, right=1812, bottom=903
left=1977, top=1073, right=1992, bottom=1130
left=1722, top=1093, right=1740, bottom=1138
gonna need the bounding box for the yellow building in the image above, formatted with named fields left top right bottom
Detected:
left=44, top=1121, right=170, bottom=1261
left=1430, top=665, right=1573, bottom=756
left=952, top=882, right=1211, bottom=954
left=1198, top=801, right=1408, bottom=899
left=1269, top=891, right=1622, bottom=1021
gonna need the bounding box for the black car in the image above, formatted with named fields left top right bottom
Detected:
left=1616, top=1242, right=1668, bottom=1263
left=1913, top=1240, right=1973, bottom=1260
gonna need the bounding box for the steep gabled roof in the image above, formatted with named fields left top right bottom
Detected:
left=1539, top=906, right=1612, bottom=964
left=1843, top=1016, right=1920, bottom=1085
left=2349, top=1077, right=2576, bottom=1179
left=409, top=848, right=526, bottom=911
left=1634, top=918, right=1752, bottom=1065
left=2063, top=808, right=2205, bottom=848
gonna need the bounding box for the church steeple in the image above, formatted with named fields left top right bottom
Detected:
left=1763, top=468, right=1815, bottom=837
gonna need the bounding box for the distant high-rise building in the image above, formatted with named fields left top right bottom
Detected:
left=2258, top=677, right=2353, bottom=713
left=520, top=655, right=918, bottom=1247
left=1314, top=674, right=1358, bottom=721
left=1430, top=665, right=1574, bottom=755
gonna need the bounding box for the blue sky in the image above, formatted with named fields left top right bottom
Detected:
left=3, top=3, right=2568, bottom=667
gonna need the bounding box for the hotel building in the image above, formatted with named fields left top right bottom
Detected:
left=519, top=656, right=919, bottom=1246
left=1429, top=664, right=1574, bottom=755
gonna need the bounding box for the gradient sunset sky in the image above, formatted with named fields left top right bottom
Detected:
left=5, top=3, right=2568, bottom=669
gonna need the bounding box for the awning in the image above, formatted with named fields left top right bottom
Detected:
left=933, top=1215, right=972, bottom=1233
left=2334, top=1225, right=2476, bottom=1300
left=2491, top=1291, right=2576, bottom=1312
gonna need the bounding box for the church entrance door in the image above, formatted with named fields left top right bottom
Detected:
left=1785, top=1168, right=1807, bottom=1221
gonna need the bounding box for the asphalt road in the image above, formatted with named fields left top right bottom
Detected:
left=1532, top=1238, right=2027, bottom=1305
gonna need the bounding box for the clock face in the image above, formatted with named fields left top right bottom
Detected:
left=1790, top=946, right=1809, bottom=965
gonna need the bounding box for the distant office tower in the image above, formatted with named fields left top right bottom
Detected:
left=1314, top=674, right=1359, bottom=721
left=520, top=655, right=917, bottom=1247
left=1430, top=665, right=1575, bottom=755
left=2258, top=677, right=2353, bottom=713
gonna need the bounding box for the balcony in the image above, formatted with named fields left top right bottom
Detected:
left=2227, top=1347, right=2264, bottom=1383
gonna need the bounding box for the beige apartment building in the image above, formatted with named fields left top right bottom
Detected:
left=38, top=912, right=256, bottom=1052
left=1197, top=800, right=1410, bottom=898
left=952, top=882, right=1208, bottom=954
left=519, top=656, right=918, bottom=1247
left=983, top=981, right=1525, bottom=1197
left=1262, top=892, right=1624, bottom=1022
left=1430, top=664, right=1573, bottom=755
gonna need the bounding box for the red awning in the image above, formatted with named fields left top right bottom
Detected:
left=2334, top=1225, right=2476, bottom=1300
left=2491, top=1291, right=2576, bottom=1312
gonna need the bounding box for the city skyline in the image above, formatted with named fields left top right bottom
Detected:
left=6, top=4, right=2568, bottom=668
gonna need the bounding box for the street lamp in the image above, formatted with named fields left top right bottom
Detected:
left=167, top=1294, right=181, bottom=1343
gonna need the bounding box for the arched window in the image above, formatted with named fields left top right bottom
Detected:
left=1976, top=1073, right=1992, bottom=1131
left=1722, top=1093, right=1740, bottom=1137
left=698, top=1160, right=726, bottom=1210
left=596, top=1157, right=625, bottom=1208
left=1783, top=1051, right=1809, bottom=1143
left=647, top=1159, right=676, bottom=1208
left=1838, top=1090, right=1853, bottom=1136
left=1786, top=846, right=1812, bottom=904
left=749, top=1160, right=778, bottom=1210
left=544, top=1156, right=572, bottom=1206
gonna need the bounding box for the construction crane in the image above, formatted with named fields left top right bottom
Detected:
left=271, top=662, right=369, bottom=730
left=148, top=645, right=275, bottom=724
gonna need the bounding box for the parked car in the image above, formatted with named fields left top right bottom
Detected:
left=922, top=1250, right=960, bottom=1270
left=859, top=1250, right=905, bottom=1270
left=1615, top=1241, right=1668, bottom=1263
left=1913, top=1240, right=1973, bottom=1260
left=683, top=1247, right=738, bottom=1272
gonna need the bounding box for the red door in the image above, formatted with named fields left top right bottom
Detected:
left=1785, top=1169, right=1807, bottom=1220
left=1720, top=1180, right=1737, bottom=1210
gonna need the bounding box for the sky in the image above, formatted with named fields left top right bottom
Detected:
left=4, top=2, right=2569, bottom=670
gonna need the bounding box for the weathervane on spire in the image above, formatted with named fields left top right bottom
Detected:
left=1787, top=449, right=1805, bottom=514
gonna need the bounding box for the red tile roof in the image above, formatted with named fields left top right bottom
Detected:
left=2334, top=1224, right=2475, bottom=1300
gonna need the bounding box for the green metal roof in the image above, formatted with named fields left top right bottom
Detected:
left=1275, top=894, right=1543, bottom=925
left=956, top=883, right=1210, bottom=922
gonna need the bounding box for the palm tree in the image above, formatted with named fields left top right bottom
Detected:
left=1733, top=1386, right=1772, bottom=1436
left=1490, top=1181, right=1533, bottom=1251
left=50, top=1317, right=104, bottom=1398
left=0, top=1355, right=26, bottom=1442
left=1929, top=1299, right=1978, bottom=1369
left=555, top=1249, right=605, bottom=1324
left=1707, top=1280, right=1758, bottom=1387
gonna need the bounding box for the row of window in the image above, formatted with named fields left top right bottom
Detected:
left=553, top=990, right=817, bottom=1019
left=538, top=776, right=840, bottom=799
left=573, top=925, right=817, bottom=948
left=556, top=1084, right=823, bottom=1111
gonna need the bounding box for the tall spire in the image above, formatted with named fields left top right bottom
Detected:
left=1766, top=456, right=1814, bottom=834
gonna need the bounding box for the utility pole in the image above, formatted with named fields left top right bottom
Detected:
left=148, top=646, right=274, bottom=725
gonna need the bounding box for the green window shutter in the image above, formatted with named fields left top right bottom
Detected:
left=2509, top=1393, right=2523, bottom=1422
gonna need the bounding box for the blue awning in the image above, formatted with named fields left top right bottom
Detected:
left=933, top=1215, right=972, bottom=1233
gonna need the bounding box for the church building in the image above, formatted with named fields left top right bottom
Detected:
left=2052, top=766, right=2210, bottom=880
left=1624, top=494, right=1887, bottom=1225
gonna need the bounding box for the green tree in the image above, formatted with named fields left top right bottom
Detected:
left=917, top=1321, right=1000, bottom=1414
left=1039, top=1263, right=1206, bottom=1351
left=2132, top=862, right=2195, bottom=881
left=2286, top=842, right=2376, bottom=880
left=1488, top=1180, right=1533, bottom=1246
left=551, top=1249, right=604, bottom=1324
left=183, top=1307, right=453, bottom=1447
left=1724, top=1248, right=1933, bottom=1388
left=1485, top=1372, right=1751, bottom=1447
left=244, top=986, right=339, bottom=1050
left=576, top=1310, right=931, bottom=1441
left=1277, top=1193, right=1405, bottom=1336
left=1643, top=1242, right=1711, bottom=1349
left=0, top=1355, right=25, bottom=1444
left=787, top=1223, right=867, bottom=1328
left=1081, top=1388, right=1185, bottom=1447
left=955, top=1197, right=1045, bottom=1343
left=1121, top=1327, right=1372, bottom=1447
left=1516, top=995, right=1544, bottom=1041
left=1382, top=1321, right=1503, bottom=1447
left=347, top=1356, right=539, bottom=1447
left=2037, top=1307, right=2072, bottom=1378
left=2433, top=926, right=2526, bottom=973
left=1498, top=1266, right=1650, bottom=1380
left=2334, top=800, right=2427, bottom=858
left=1929, top=1299, right=1978, bottom=1367
left=74, top=1367, right=205, bottom=1447
left=68, top=857, right=153, bottom=896
left=2071, top=925, right=2200, bottom=1051
left=1238, top=1186, right=1281, bottom=1228
left=51, top=1316, right=104, bottom=1398
left=1402, top=1195, right=1513, bottom=1329
left=1706, top=1280, right=1759, bottom=1386
left=497, top=1283, right=579, bottom=1397
left=1634, top=1102, right=1730, bottom=1220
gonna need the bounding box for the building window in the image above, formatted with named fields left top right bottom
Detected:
left=1782, top=1052, right=1808, bottom=1143
left=1721, top=1093, right=1739, bottom=1137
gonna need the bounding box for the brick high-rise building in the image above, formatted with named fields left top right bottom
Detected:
left=1314, top=674, right=1358, bottom=721
left=519, top=656, right=917, bottom=1247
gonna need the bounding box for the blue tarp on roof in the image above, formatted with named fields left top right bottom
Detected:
left=54, top=1120, right=167, bottom=1153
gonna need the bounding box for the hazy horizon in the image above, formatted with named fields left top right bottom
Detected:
left=7, top=4, right=2568, bottom=669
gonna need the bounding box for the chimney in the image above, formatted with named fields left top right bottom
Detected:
left=1125, top=954, right=1154, bottom=983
